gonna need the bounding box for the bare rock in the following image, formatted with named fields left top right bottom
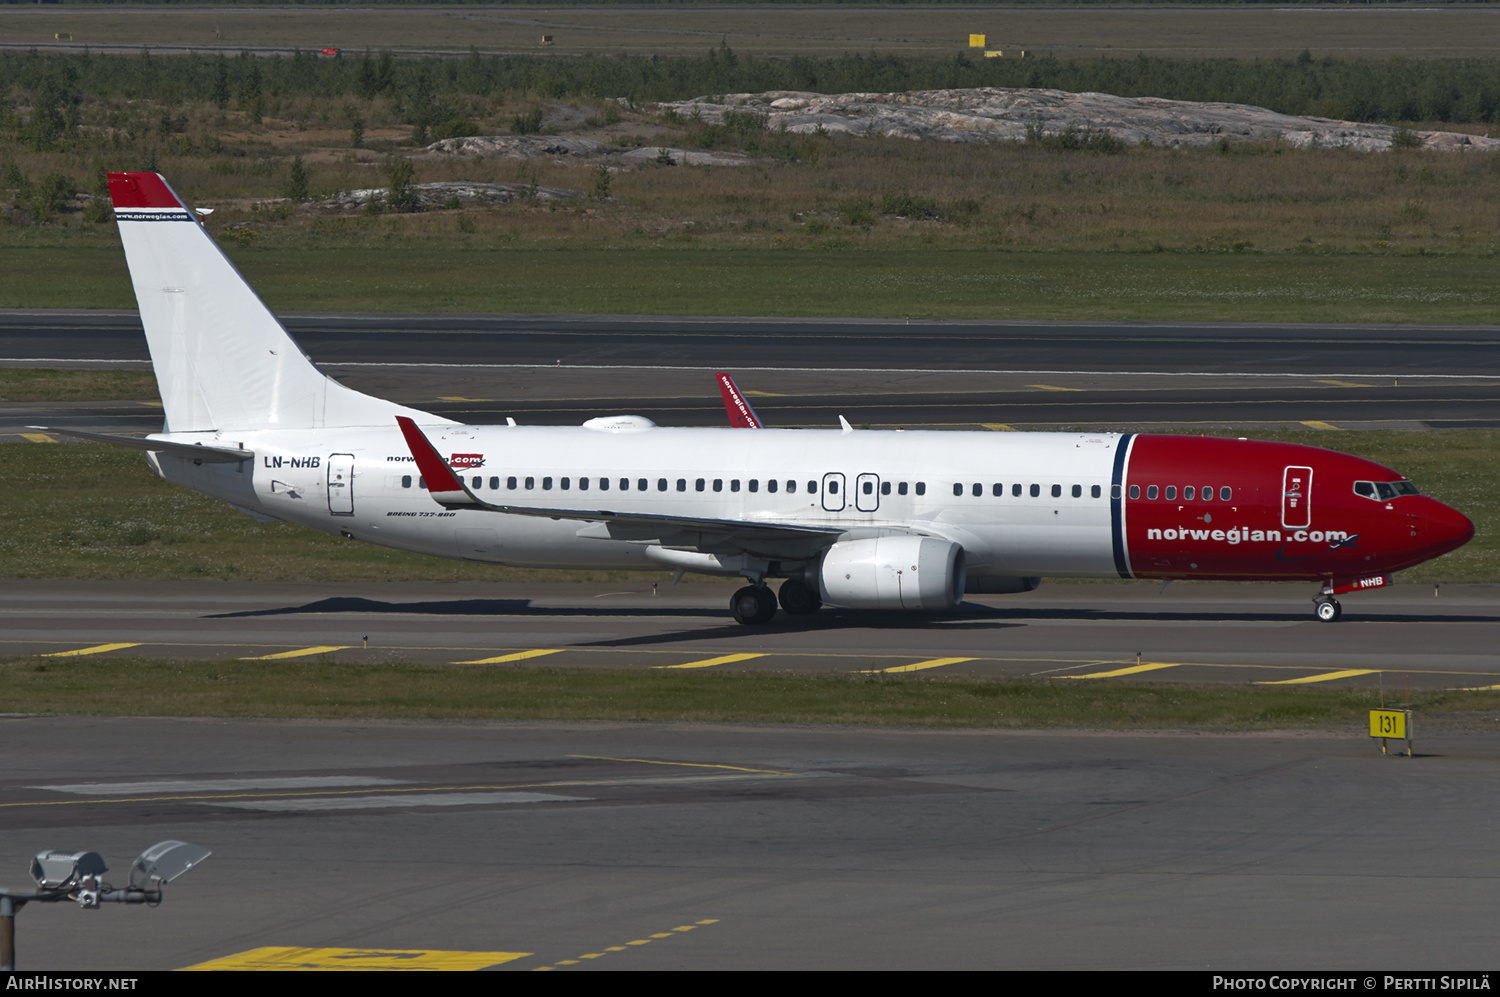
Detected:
left=422, top=135, right=605, bottom=159
left=659, top=88, right=1500, bottom=153
left=319, top=181, right=585, bottom=212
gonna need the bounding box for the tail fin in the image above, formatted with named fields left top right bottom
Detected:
left=109, top=172, right=438, bottom=433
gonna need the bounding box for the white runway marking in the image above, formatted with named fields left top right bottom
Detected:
left=36, top=776, right=410, bottom=795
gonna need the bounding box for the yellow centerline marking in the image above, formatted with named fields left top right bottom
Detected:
left=1256, top=668, right=1379, bottom=685
left=39, top=642, right=141, bottom=658
left=239, top=645, right=350, bottom=660
left=1315, top=379, right=1372, bottom=387
left=1300, top=420, right=1339, bottom=430
left=180, top=947, right=529, bottom=971
left=568, top=755, right=799, bottom=776
left=452, top=648, right=562, bottom=665
left=536, top=919, right=719, bottom=970
left=654, top=652, right=764, bottom=670
left=862, top=657, right=974, bottom=674
left=20, top=433, right=57, bottom=444
left=1064, top=662, right=1183, bottom=679
left=981, top=422, right=1015, bottom=431
left=1027, top=384, right=1083, bottom=392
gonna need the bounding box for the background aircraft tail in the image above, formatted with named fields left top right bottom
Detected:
left=108, top=172, right=438, bottom=433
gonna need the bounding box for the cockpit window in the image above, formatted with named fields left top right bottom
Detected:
left=1354, top=479, right=1421, bottom=501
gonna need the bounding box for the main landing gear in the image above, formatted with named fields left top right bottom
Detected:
left=1313, top=592, right=1342, bottom=622
left=730, top=579, right=824, bottom=625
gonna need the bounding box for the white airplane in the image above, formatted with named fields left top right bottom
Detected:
left=38, top=172, right=1475, bottom=625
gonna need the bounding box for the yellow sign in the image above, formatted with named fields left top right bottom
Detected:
left=969, top=34, right=986, bottom=48
left=1369, top=709, right=1407, bottom=739
left=181, top=947, right=532, bottom=971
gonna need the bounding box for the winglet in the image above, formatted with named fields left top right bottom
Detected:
left=395, top=416, right=479, bottom=507
left=839, top=415, right=854, bottom=434
left=715, top=372, right=763, bottom=429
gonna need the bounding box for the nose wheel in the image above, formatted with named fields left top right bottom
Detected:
left=731, top=584, right=778, bottom=625
left=1314, top=596, right=1342, bottom=622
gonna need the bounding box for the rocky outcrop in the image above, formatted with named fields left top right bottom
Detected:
left=319, top=181, right=585, bottom=211
left=657, top=88, right=1500, bottom=153
left=421, top=135, right=754, bottom=167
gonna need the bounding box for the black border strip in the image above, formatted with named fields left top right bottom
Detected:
left=1110, top=433, right=1134, bottom=579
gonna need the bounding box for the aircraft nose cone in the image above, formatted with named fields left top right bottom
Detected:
left=1424, top=499, right=1474, bottom=556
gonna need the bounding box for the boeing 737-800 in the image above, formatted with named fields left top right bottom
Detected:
left=38, top=172, right=1474, bottom=626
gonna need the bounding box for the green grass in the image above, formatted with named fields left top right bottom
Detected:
left=0, top=368, right=158, bottom=403
left=0, top=431, right=1491, bottom=581
left=6, top=244, right=1500, bottom=324
left=2, top=658, right=1494, bottom=730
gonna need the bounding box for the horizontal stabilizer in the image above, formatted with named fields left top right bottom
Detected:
left=26, top=426, right=252, bottom=463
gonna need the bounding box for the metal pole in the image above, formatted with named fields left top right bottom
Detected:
left=2, top=894, right=17, bottom=971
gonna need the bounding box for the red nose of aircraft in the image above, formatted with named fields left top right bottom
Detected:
left=1419, top=497, right=1475, bottom=560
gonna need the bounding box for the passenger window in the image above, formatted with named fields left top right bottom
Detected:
left=1072, top=484, right=1082, bottom=498
left=1012, top=483, right=1022, bottom=497
left=525, top=476, right=535, bottom=490
left=749, top=480, right=759, bottom=493
left=401, top=475, right=412, bottom=488
left=677, top=478, right=687, bottom=492
left=916, top=482, right=926, bottom=496
left=882, top=482, right=891, bottom=496
left=731, top=480, right=741, bottom=492
left=507, top=476, right=517, bottom=489
left=1129, top=485, right=1139, bottom=499
left=543, top=477, right=554, bottom=490
left=714, top=479, right=723, bottom=492
left=618, top=478, right=630, bottom=491
left=953, top=483, right=964, bottom=497
left=1202, top=485, right=1212, bottom=501
left=1184, top=486, right=1194, bottom=500
left=1051, top=484, right=1061, bottom=498
left=898, top=482, right=909, bottom=496
left=788, top=480, right=797, bottom=493
left=1147, top=485, right=1158, bottom=499
left=599, top=477, right=609, bottom=491
left=560, top=477, right=570, bottom=490
left=768, top=479, right=779, bottom=493
left=1165, top=486, right=1176, bottom=500
left=1091, top=485, right=1101, bottom=498
left=829, top=481, right=839, bottom=494
left=637, top=478, right=647, bottom=491
left=696, top=478, right=706, bottom=492
left=807, top=480, right=817, bottom=493
left=419, top=477, right=426, bottom=489
left=579, top=477, right=589, bottom=491
left=864, top=481, right=874, bottom=495
left=1030, top=484, right=1040, bottom=497
left=972, top=483, right=982, bottom=497
left=490, top=476, right=499, bottom=490
left=1220, top=486, right=1232, bottom=501
left=993, top=483, right=1003, bottom=497
left=471, top=476, right=481, bottom=489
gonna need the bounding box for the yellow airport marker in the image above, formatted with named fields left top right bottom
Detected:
left=981, top=423, right=1016, bottom=431
left=20, top=433, right=57, bottom=444
left=240, top=645, right=350, bottom=661
left=453, top=649, right=562, bottom=665
left=863, top=657, right=974, bottom=674
left=655, top=652, right=764, bottom=670
left=40, top=642, right=141, bottom=658
left=1257, top=668, right=1378, bottom=685
left=1064, top=661, right=1181, bottom=679
left=181, top=946, right=530, bottom=971
left=1300, top=420, right=1339, bottom=431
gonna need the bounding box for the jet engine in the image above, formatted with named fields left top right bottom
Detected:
left=817, top=536, right=966, bottom=610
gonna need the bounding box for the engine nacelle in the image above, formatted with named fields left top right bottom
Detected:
left=818, top=536, right=966, bottom=611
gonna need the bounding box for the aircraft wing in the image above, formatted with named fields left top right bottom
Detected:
left=715, top=372, right=763, bottom=428
left=396, top=417, right=838, bottom=557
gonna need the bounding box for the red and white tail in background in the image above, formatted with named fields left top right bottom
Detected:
left=108, top=172, right=440, bottom=434
left=715, top=371, right=763, bottom=428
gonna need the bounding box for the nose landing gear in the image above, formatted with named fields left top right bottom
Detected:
left=1313, top=585, right=1342, bottom=622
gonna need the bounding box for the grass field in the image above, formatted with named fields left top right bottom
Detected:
left=2, top=431, right=1492, bottom=583
left=8, top=5, right=1500, bottom=60
left=0, top=657, right=1494, bottom=729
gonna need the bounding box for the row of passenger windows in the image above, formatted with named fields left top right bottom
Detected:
left=1130, top=484, right=1234, bottom=501
left=953, top=482, right=1103, bottom=499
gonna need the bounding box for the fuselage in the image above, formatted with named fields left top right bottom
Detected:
left=151, top=422, right=1473, bottom=587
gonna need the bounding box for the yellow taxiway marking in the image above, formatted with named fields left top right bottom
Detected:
left=21, top=433, right=57, bottom=444
left=535, top=919, right=719, bottom=971
left=742, top=390, right=784, bottom=397
left=453, top=648, right=562, bottom=665
left=1028, top=384, right=1083, bottom=392
left=1300, top=420, right=1339, bottom=430
left=437, top=396, right=493, bottom=402
left=569, top=755, right=799, bottom=776
left=39, top=642, right=141, bottom=658
left=655, top=652, right=765, bottom=670
left=181, top=946, right=529, bottom=971
left=1316, top=380, right=1371, bottom=388
left=1064, top=661, right=1182, bottom=679
left=982, top=422, right=1016, bottom=431
left=863, top=657, right=975, bottom=674
left=138, top=401, right=163, bottom=408
left=240, top=645, right=350, bottom=660
left=1257, top=668, right=1379, bottom=685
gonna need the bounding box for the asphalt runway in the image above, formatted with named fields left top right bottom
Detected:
left=2, top=716, right=1497, bottom=970
left=5, top=311, right=1500, bottom=436
left=5, top=580, right=1497, bottom=690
